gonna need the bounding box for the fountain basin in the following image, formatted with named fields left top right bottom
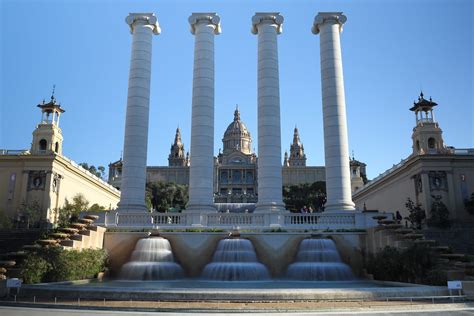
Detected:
left=20, top=279, right=449, bottom=301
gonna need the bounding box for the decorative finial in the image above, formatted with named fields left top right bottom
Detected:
left=351, top=150, right=355, bottom=160
left=120, top=150, right=123, bottom=160
left=234, top=105, right=240, bottom=121
left=51, top=84, right=56, bottom=101
left=420, top=90, right=424, bottom=98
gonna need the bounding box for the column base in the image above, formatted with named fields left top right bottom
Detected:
left=116, top=203, right=149, bottom=213
left=325, top=201, right=356, bottom=212
left=185, top=204, right=217, bottom=213
left=254, top=202, right=287, bottom=213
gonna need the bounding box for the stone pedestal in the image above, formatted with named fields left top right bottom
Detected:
left=187, top=13, right=221, bottom=212
left=252, top=12, right=285, bottom=213
left=312, top=12, right=355, bottom=212
left=117, top=13, right=160, bottom=213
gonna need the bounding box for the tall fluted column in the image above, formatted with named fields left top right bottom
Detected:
left=312, top=12, right=355, bottom=212
left=117, top=13, right=160, bottom=213
left=187, top=13, right=221, bottom=212
left=252, top=13, right=285, bottom=212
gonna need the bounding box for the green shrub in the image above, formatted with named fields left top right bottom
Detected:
left=20, top=255, right=51, bottom=284
left=366, top=244, right=441, bottom=285
left=20, top=247, right=107, bottom=284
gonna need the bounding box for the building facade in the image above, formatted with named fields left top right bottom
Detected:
left=109, top=107, right=365, bottom=203
left=0, top=95, right=120, bottom=225
left=353, top=93, right=474, bottom=222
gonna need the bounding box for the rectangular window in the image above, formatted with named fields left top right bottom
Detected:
left=8, top=173, right=16, bottom=200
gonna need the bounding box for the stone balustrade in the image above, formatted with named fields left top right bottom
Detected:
left=104, top=210, right=380, bottom=230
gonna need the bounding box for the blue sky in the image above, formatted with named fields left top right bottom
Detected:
left=1, top=0, right=472, bottom=179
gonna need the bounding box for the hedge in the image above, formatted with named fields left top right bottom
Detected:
left=21, top=247, right=107, bottom=284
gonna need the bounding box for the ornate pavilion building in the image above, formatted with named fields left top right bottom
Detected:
left=0, top=94, right=120, bottom=225
left=353, top=93, right=474, bottom=221
left=108, top=107, right=367, bottom=204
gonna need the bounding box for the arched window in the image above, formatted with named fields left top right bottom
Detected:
left=428, top=138, right=436, bottom=149
left=54, top=142, right=59, bottom=153
left=39, top=139, right=47, bottom=151
left=416, top=140, right=420, bottom=151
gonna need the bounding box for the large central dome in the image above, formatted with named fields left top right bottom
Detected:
left=222, top=107, right=252, bottom=155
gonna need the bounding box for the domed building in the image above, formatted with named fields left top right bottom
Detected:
left=214, top=107, right=258, bottom=203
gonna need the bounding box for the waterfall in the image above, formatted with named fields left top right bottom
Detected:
left=201, top=238, right=270, bottom=281
left=286, top=238, right=354, bottom=281
left=120, top=237, right=184, bottom=280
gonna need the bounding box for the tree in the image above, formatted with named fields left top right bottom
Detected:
left=283, top=181, right=326, bottom=212
left=79, top=162, right=106, bottom=180
left=0, top=209, right=12, bottom=229
left=88, top=203, right=106, bottom=212
left=57, top=193, right=90, bottom=227
left=404, top=198, right=426, bottom=229
left=19, top=200, right=42, bottom=228
left=428, top=195, right=450, bottom=228
left=146, top=182, right=188, bottom=212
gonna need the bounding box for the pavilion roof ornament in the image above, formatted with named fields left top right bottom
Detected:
left=410, top=91, right=438, bottom=112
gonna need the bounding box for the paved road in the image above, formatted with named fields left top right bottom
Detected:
left=1, top=304, right=474, bottom=315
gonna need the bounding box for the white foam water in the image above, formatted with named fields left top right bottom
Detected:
left=287, top=238, right=354, bottom=281
left=120, top=237, right=184, bottom=280
left=201, top=238, right=270, bottom=281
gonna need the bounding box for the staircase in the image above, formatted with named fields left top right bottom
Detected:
left=371, top=216, right=474, bottom=282
left=0, top=215, right=105, bottom=280
left=423, top=224, right=474, bottom=255
left=0, top=230, right=42, bottom=255
left=0, top=229, right=43, bottom=279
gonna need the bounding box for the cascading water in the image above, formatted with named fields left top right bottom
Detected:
left=201, top=238, right=270, bottom=281
left=120, top=237, right=184, bottom=280
left=286, top=238, right=354, bottom=281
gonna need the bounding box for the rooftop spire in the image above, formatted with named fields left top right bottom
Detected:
left=293, top=126, right=301, bottom=145
left=51, top=84, right=56, bottom=101
left=234, top=105, right=240, bottom=121
left=174, top=127, right=182, bottom=145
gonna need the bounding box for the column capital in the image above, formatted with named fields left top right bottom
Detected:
left=251, top=12, right=284, bottom=35
left=312, top=12, right=347, bottom=35
left=126, top=13, right=161, bottom=35
left=189, top=13, right=221, bottom=35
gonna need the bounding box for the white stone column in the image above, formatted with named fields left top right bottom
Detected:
left=117, top=13, right=160, bottom=213
left=186, top=13, right=221, bottom=212
left=312, top=12, right=355, bottom=212
left=252, top=13, right=285, bottom=212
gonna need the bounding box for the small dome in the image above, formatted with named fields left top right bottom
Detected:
left=222, top=107, right=252, bottom=155
left=224, top=108, right=250, bottom=138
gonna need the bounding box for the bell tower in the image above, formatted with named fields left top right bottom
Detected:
left=410, top=92, right=445, bottom=155
left=168, top=127, right=187, bottom=166
left=31, top=89, right=65, bottom=155
left=288, top=127, right=306, bottom=166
